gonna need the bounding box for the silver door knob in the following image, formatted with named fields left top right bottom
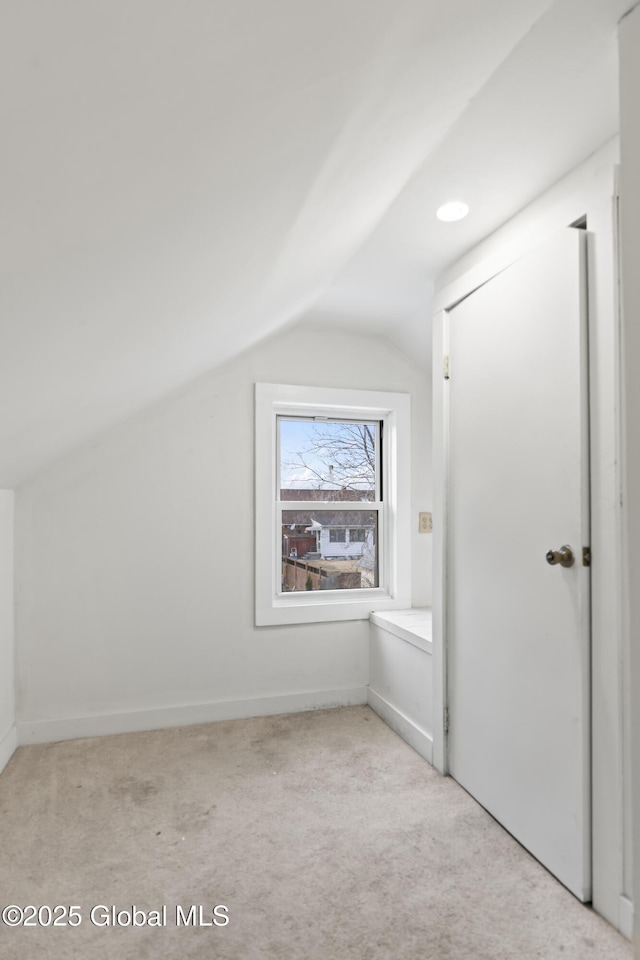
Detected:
left=546, top=545, right=575, bottom=568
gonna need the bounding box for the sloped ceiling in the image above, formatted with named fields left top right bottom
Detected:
left=0, top=0, right=632, bottom=485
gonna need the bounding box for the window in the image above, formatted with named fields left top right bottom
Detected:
left=255, top=383, right=411, bottom=625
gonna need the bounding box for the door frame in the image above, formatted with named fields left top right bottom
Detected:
left=430, top=141, right=631, bottom=934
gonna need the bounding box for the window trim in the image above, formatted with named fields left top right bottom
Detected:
left=255, top=383, right=411, bottom=626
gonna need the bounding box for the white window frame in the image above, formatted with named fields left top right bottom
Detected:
left=255, top=383, right=411, bottom=626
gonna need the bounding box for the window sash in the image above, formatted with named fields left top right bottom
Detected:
left=276, top=416, right=381, bottom=501
left=276, top=501, right=383, bottom=597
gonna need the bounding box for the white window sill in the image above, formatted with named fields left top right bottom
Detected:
left=257, top=592, right=412, bottom=627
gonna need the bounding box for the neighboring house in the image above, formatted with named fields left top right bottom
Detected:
left=280, top=488, right=376, bottom=559
left=313, top=521, right=374, bottom=561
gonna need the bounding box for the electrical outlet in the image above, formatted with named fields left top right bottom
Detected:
left=419, top=512, right=432, bottom=533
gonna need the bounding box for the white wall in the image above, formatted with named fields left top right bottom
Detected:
left=619, top=6, right=640, bottom=956
left=0, top=491, right=15, bottom=773
left=14, top=324, right=431, bottom=742
left=433, top=140, right=629, bottom=934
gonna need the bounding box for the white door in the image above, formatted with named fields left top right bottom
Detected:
left=447, top=228, right=591, bottom=901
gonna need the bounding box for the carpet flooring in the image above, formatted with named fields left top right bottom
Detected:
left=0, top=705, right=632, bottom=959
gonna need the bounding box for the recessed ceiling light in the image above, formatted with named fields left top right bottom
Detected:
left=436, top=201, right=469, bottom=222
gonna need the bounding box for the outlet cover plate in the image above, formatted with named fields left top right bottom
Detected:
left=419, top=512, right=432, bottom=533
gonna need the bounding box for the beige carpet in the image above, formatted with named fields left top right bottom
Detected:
left=0, top=705, right=631, bottom=960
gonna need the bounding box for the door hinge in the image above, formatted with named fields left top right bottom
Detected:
left=582, top=546, right=591, bottom=567
left=444, top=355, right=450, bottom=380
left=443, top=707, right=450, bottom=734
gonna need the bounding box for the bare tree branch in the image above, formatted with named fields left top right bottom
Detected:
left=282, top=420, right=376, bottom=496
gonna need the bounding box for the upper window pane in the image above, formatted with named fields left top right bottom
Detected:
left=278, top=417, right=379, bottom=501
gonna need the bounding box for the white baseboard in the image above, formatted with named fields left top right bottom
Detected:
left=0, top=723, right=17, bottom=775
left=16, top=686, right=369, bottom=746
left=620, top=895, right=634, bottom=940
left=367, top=687, right=433, bottom=765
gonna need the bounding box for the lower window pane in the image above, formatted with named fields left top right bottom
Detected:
left=281, top=510, right=378, bottom=591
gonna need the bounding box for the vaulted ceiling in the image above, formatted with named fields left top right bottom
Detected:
left=0, top=0, right=632, bottom=484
